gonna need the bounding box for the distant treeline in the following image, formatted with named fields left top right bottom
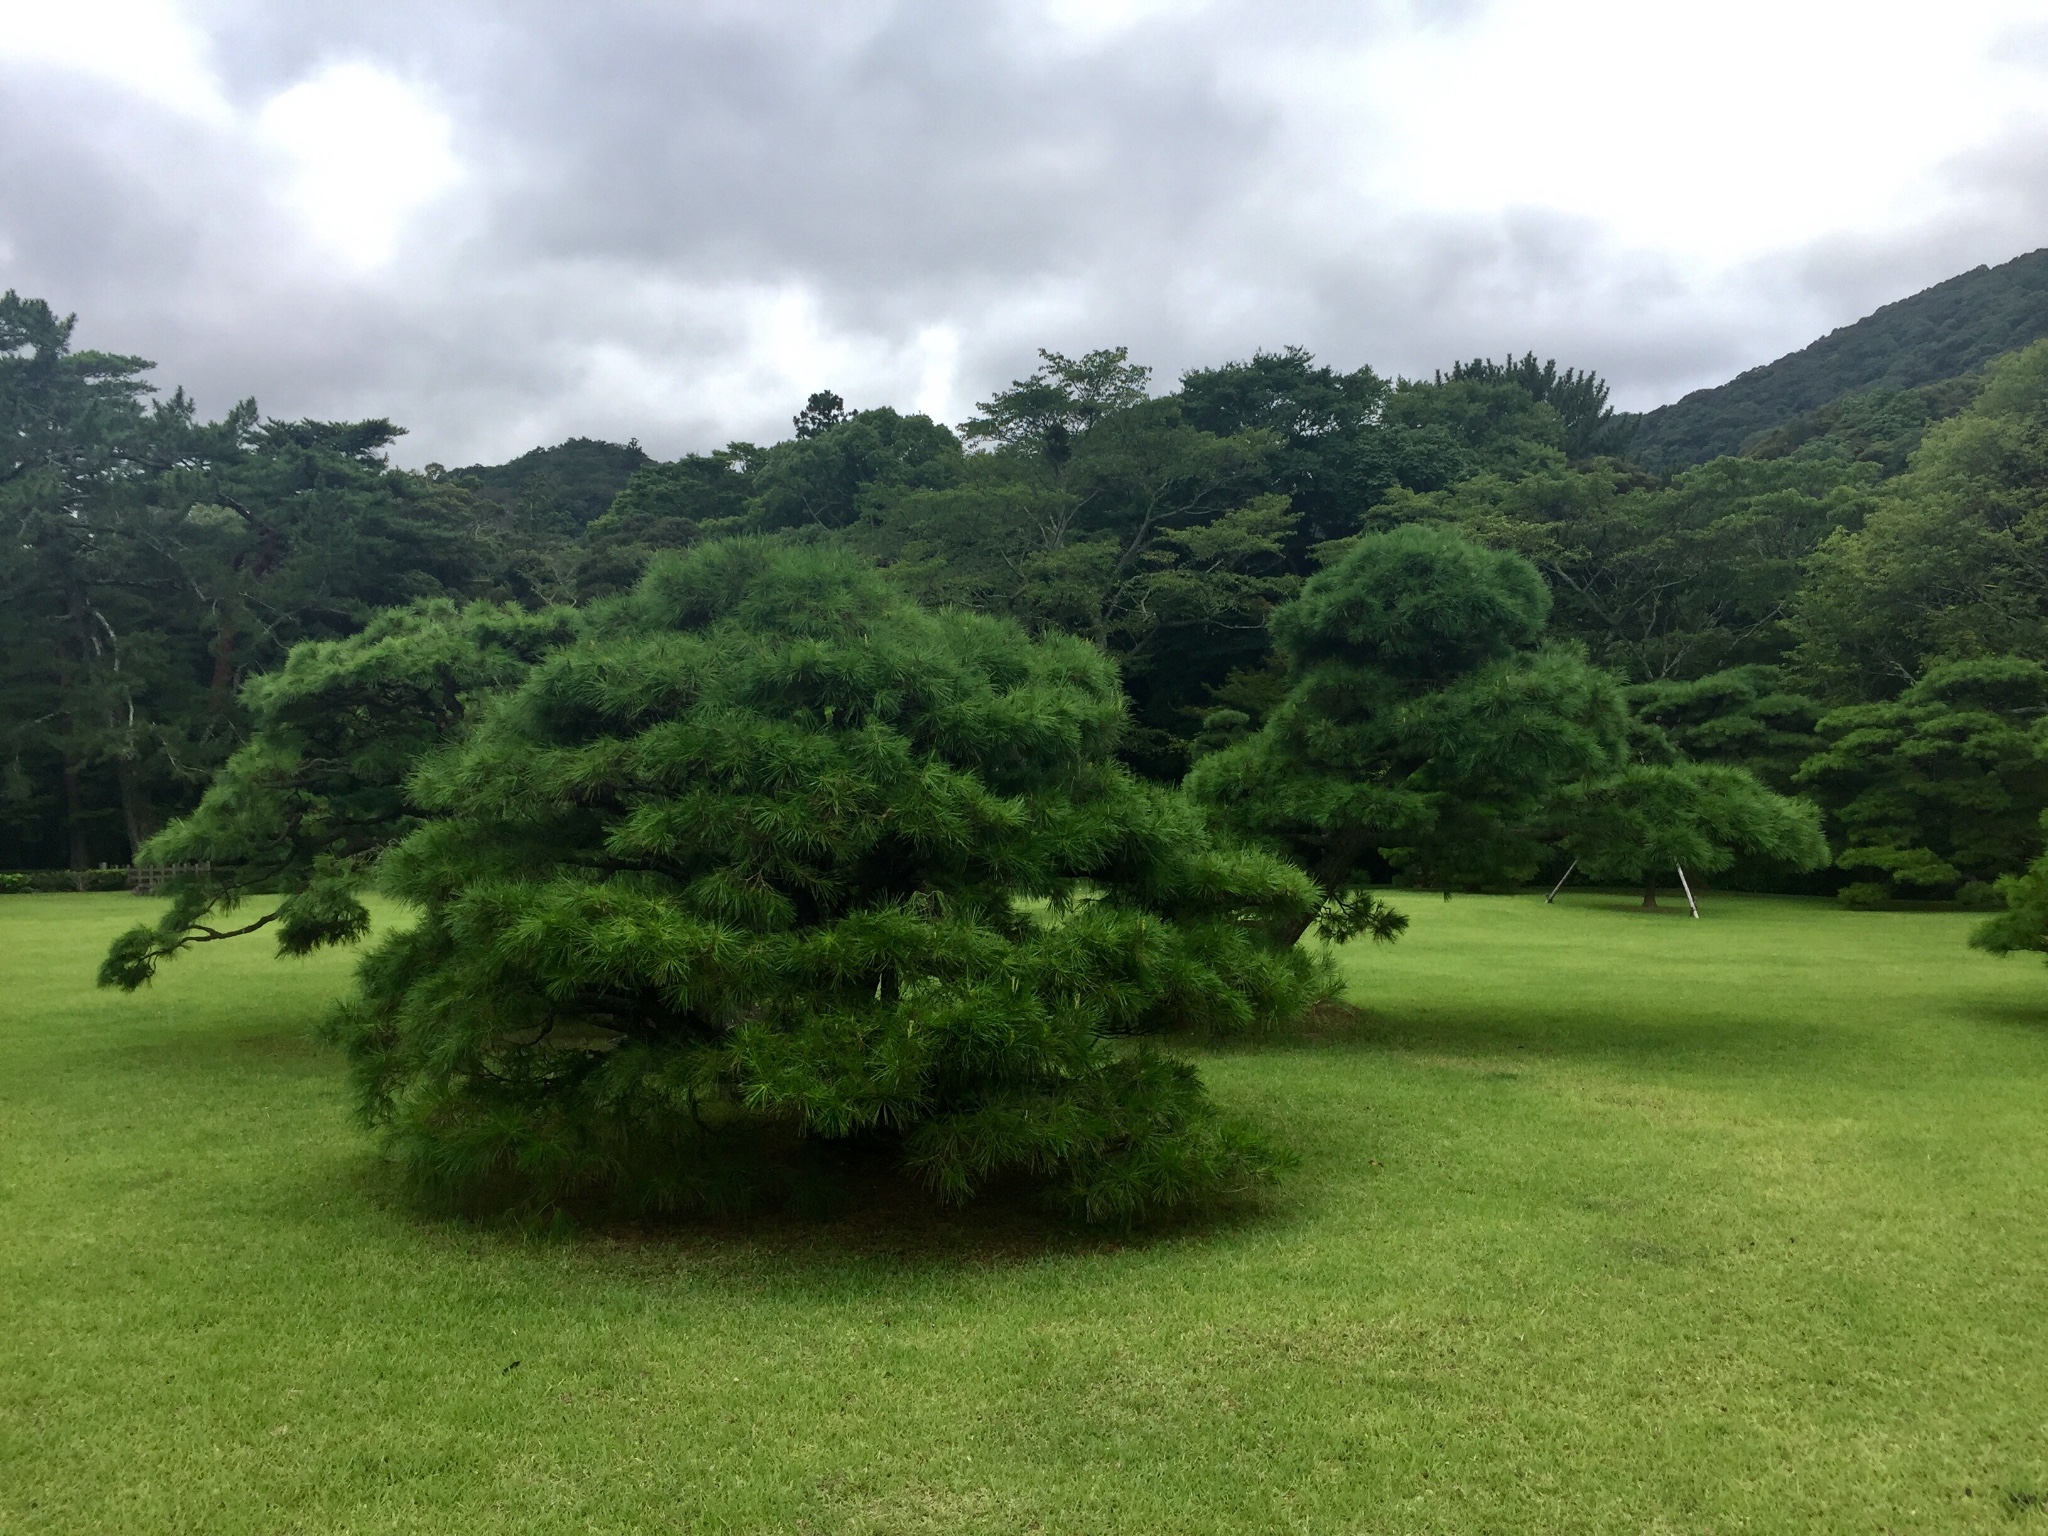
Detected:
left=6, top=282, right=2048, bottom=903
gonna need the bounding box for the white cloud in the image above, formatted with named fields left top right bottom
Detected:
left=912, top=324, right=963, bottom=422
left=4, top=1, right=2046, bottom=462
left=0, top=0, right=228, bottom=120
left=257, top=62, right=461, bottom=270
left=1327, top=0, right=2048, bottom=268
left=1039, top=0, right=1202, bottom=44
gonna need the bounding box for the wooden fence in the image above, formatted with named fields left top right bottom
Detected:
left=129, top=862, right=210, bottom=896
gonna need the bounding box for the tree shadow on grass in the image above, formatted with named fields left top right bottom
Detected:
left=315, top=1129, right=1275, bottom=1297
left=1956, top=996, right=2048, bottom=1034
left=124, top=1024, right=326, bottom=1061
left=1202, top=997, right=1847, bottom=1076
left=106, top=1021, right=1285, bottom=1285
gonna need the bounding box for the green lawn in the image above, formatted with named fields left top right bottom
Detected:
left=5, top=892, right=2048, bottom=1533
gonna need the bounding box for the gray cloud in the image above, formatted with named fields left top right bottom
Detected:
left=2, top=1, right=2044, bottom=465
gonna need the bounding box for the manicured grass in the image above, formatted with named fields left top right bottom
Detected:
left=5, top=891, right=2048, bottom=1533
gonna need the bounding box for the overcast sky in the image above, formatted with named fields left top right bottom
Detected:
left=3, top=0, right=2045, bottom=467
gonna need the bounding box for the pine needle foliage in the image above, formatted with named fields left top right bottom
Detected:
left=1187, top=525, right=1633, bottom=942
left=1970, top=833, right=2048, bottom=959
left=330, top=539, right=1324, bottom=1222
left=99, top=600, right=578, bottom=990
left=1543, top=761, right=1827, bottom=906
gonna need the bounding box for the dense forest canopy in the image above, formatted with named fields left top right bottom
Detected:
left=9, top=250, right=2048, bottom=924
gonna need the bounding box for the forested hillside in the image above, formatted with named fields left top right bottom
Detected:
left=443, top=436, right=648, bottom=529
left=9, top=265, right=2048, bottom=921
left=1631, top=246, right=2048, bottom=465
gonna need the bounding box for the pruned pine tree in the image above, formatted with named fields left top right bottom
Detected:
left=1543, top=762, right=1827, bottom=910
left=100, top=599, right=579, bottom=989
left=288, top=540, right=1322, bottom=1222
left=1796, top=656, right=2048, bottom=900
left=1970, top=832, right=2048, bottom=959
left=1187, top=525, right=1633, bottom=943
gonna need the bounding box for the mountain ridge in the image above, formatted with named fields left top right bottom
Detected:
left=1630, top=246, right=2048, bottom=466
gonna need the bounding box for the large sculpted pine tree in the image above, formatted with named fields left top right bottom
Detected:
left=285, top=540, right=1320, bottom=1220
left=1187, top=525, right=1633, bottom=939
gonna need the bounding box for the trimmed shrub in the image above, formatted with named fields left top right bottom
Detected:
left=327, top=539, right=1328, bottom=1223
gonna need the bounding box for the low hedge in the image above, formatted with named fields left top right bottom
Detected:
left=0, top=869, right=139, bottom=894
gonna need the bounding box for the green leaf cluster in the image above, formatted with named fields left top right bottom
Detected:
left=1794, top=341, right=2048, bottom=699
left=1544, top=762, right=1826, bottom=896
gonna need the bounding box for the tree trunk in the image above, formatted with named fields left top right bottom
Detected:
left=1272, top=904, right=1317, bottom=949
left=60, top=586, right=98, bottom=876
left=1641, top=882, right=1659, bottom=910
left=207, top=610, right=238, bottom=712
left=115, top=754, right=156, bottom=862
left=1272, top=829, right=1374, bottom=948
left=62, top=755, right=90, bottom=873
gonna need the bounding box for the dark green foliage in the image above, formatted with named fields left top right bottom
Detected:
left=607, top=448, right=758, bottom=525
left=962, top=347, right=1153, bottom=461
left=1383, top=374, right=1565, bottom=479
left=1188, top=526, right=1632, bottom=938
left=1744, top=376, right=1983, bottom=476
left=1445, top=354, right=1634, bottom=460
left=1630, top=246, right=2048, bottom=466
left=0, top=289, right=520, bottom=872
left=3, top=868, right=131, bottom=892
left=179, top=415, right=493, bottom=650
left=1794, top=341, right=2048, bottom=698
left=792, top=390, right=849, bottom=439
left=1544, top=762, right=1826, bottom=906
left=1188, top=656, right=1292, bottom=758
left=1625, top=667, right=1820, bottom=791
left=573, top=446, right=759, bottom=598
left=1971, top=834, right=2048, bottom=956
left=1973, top=868, right=2048, bottom=940
left=750, top=408, right=961, bottom=531
left=327, top=540, right=1323, bottom=1221
left=862, top=354, right=1296, bottom=777
left=1796, top=656, right=2048, bottom=897
left=444, top=437, right=651, bottom=530
left=99, top=600, right=578, bottom=990
left=1177, top=348, right=1461, bottom=546
left=0, top=290, right=210, bottom=870
left=1270, top=519, right=1550, bottom=673
left=1404, top=455, right=1876, bottom=683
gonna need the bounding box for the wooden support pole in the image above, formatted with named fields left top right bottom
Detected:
left=1545, top=859, right=1578, bottom=904
left=1676, top=863, right=1700, bottom=919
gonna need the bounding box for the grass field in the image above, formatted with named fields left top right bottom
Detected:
left=6, top=892, right=2048, bottom=1533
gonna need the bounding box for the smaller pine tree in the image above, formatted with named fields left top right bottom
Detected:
left=1187, top=524, right=1633, bottom=939
left=1970, top=817, right=2048, bottom=959
left=1544, top=761, right=1828, bottom=909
